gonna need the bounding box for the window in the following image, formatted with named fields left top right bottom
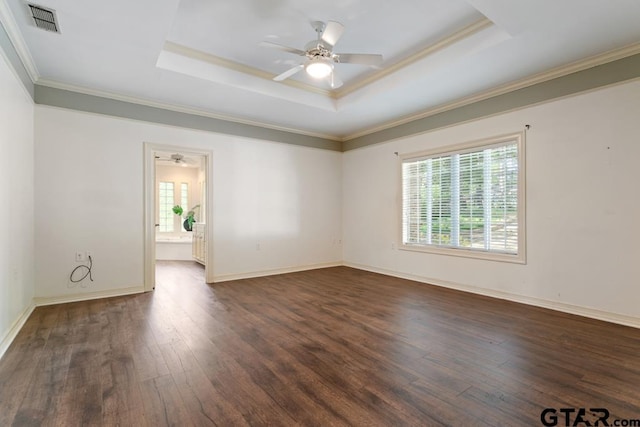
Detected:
left=158, top=181, right=191, bottom=233
left=158, top=181, right=175, bottom=232
left=400, top=133, right=525, bottom=262
left=180, top=183, right=189, bottom=232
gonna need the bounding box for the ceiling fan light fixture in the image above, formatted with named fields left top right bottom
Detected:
left=305, top=57, right=333, bottom=79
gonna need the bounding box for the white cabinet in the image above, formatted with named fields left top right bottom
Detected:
left=192, top=223, right=206, bottom=265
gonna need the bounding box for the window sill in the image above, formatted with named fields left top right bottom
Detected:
left=399, top=243, right=526, bottom=264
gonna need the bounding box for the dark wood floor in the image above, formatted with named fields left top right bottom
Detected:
left=1, top=263, right=639, bottom=426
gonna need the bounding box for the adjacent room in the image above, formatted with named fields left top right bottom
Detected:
left=1, top=0, right=639, bottom=425
left=154, top=151, right=207, bottom=271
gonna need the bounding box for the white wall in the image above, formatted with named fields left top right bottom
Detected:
left=28, top=67, right=639, bottom=324
left=156, top=239, right=193, bottom=261
left=34, top=106, right=342, bottom=299
left=343, top=80, right=640, bottom=324
left=0, top=52, right=34, bottom=354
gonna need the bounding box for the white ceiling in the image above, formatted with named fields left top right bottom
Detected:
left=4, top=0, right=640, bottom=139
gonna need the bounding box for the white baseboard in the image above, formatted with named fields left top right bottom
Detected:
left=344, top=262, right=640, bottom=329
left=0, top=301, right=36, bottom=360
left=5, top=261, right=636, bottom=364
left=34, top=286, right=145, bottom=307
left=214, top=262, right=343, bottom=283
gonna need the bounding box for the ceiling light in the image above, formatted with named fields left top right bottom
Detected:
left=305, top=57, right=333, bottom=79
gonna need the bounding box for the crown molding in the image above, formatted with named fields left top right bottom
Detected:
left=335, top=18, right=494, bottom=99
left=0, top=0, right=38, bottom=82
left=343, top=41, right=640, bottom=141
left=35, top=42, right=640, bottom=151
left=162, top=41, right=333, bottom=97
left=163, top=19, right=495, bottom=102
left=36, top=78, right=341, bottom=142
left=24, top=30, right=640, bottom=150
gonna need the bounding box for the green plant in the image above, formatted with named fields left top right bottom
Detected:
left=172, top=204, right=200, bottom=229
left=172, top=205, right=184, bottom=216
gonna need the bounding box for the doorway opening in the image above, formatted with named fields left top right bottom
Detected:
left=144, top=143, right=214, bottom=291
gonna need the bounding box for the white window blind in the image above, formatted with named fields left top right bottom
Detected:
left=158, top=181, right=175, bottom=232
left=401, top=135, right=522, bottom=259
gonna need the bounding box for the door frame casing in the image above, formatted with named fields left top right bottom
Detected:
left=143, top=142, right=215, bottom=290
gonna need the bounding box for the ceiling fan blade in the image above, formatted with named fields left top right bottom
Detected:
left=273, top=64, right=304, bottom=81
left=336, top=53, right=384, bottom=66
left=321, top=21, right=344, bottom=47
left=329, top=71, right=343, bottom=89
left=259, top=41, right=306, bottom=56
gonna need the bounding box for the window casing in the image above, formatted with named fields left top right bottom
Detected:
left=400, top=133, right=525, bottom=263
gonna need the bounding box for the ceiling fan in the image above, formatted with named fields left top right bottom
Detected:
left=260, top=20, right=383, bottom=89
left=156, top=153, right=194, bottom=167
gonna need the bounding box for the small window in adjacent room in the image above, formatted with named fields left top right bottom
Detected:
left=400, top=132, right=525, bottom=263
left=180, top=182, right=189, bottom=232
left=158, top=181, right=175, bottom=232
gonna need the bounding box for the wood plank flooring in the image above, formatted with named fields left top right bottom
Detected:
left=1, top=262, right=639, bottom=426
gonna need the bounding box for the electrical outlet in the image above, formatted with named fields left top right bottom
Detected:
left=86, top=251, right=92, bottom=260
left=75, top=252, right=84, bottom=262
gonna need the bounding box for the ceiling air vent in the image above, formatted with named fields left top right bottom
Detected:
left=27, top=4, right=59, bottom=33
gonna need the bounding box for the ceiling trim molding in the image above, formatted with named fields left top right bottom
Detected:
left=343, top=51, right=640, bottom=151
left=335, top=17, right=494, bottom=98
left=162, top=18, right=495, bottom=102
left=164, top=41, right=275, bottom=80
left=36, top=78, right=340, bottom=141
left=163, top=42, right=332, bottom=97
left=0, top=16, right=32, bottom=97
left=344, top=41, right=640, bottom=141
left=34, top=84, right=342, bottom=151
left=27, top=44, right=640, bottom=154
left=0, top=0, right=38, bottom=82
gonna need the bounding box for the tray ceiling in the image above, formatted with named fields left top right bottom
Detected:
left=3, top=0, right=640, bottom=139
